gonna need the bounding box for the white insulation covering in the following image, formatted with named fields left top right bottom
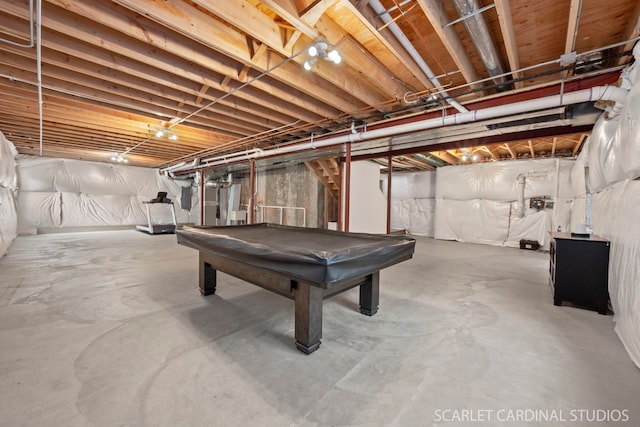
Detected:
left=0, top=131, right=18, bottom=257
left=381, top=171, right=435, bottom=236
left=434, top=158, right=574, bottom=248
left=16, top=156, right=199, bottom=231
left=573, top=51, right=640, bottom=368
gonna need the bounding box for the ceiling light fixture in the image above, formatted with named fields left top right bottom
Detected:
left=110, top=153, right=128, bottom=163
left=153, top=126, right=179, bottom=142
left=303, top=40, right=342, bottom=70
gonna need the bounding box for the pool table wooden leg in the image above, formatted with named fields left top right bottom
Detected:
left=294, top=281, right=323, bottom=354
left=359, top=272, right=379, bottom=316
left=199, top=253, right=217, bottom=296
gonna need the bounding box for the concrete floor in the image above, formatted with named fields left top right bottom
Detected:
left=1, top=230, right=638, bottom=427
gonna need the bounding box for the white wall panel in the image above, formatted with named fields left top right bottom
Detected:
left=17, top=155, right=198, bottom=231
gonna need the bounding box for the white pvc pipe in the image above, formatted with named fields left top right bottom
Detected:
left=517, top=175, right=526, bottom=218
left=368, top=0, right=469, bottom=113
left=36, top=0, right=43, bottom=156
left=173, top=85, right=627, bottom=173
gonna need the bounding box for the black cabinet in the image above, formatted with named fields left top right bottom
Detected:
left=549, top=232, right=610, bottom=315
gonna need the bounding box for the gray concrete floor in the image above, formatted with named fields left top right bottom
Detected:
left=1, top=230, right=638, bottom=427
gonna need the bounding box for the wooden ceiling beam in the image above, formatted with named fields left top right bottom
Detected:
left=428, top=150, right=456, bottom=165
left=298, top=16, right=411, bottom=101
left=0, top=13, right=321, bottom=128
left=484, top=143, right=504, bottom=160
left=573, top=134, right=587, bottom=156
left=0, top=58, right=272, bottom=136
left=344, top=0, right=436, bottom=91
left=407, top=154, right=435, bottom=170
left=0, top=84, right=233, bottom=145
left=41, top=0, right=345, bottom=118
left=494, top=0, right=523, bottom=89
left=562, top=0, right=582, bottom=78
left=189, top=0, right=289, bottom=55
left=502, top=143, right=516, bottom=159
left=616, top=0, right=640, bottom=66
left=111, top=0, right=385, bottom=110
left=416, top=0, right=481, bottom=86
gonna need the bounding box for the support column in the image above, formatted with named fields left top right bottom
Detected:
left=199, top=171, right=205, bottom=226
left=249, top=159, right=255, bottom=224
left=344, top=143, right=351, bottom=232
left=387, top=155, right=392, bottom=234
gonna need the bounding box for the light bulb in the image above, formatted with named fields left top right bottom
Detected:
left=155, top=129, right=165, bottom=138
left=167, top=133, right=179, bottom=141
left=472, top=154, right=478, bottom=161
left=461, top=154, right=468, bottom=161
left=327, top=50, right=341, bottom=64
left=303, top=60, right=313, bottom=71
left=308, top=45, right=318, bottom=57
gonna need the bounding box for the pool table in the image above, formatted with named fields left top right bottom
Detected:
left=176, top=224, right=416, bottom=354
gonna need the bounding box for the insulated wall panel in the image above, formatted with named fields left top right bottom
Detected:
left=591, top=180, right=640, bottom=368
left=17, top=156, right=198, bottom=231
left=435, top=158, right=565, bottom=247
left=382, top=171, right=435, bottom=236
left=436, top=159, right=558, bottom=201
left=0, top=132, right=18, bottom=256
left=434, top=198, right=510, bottom=244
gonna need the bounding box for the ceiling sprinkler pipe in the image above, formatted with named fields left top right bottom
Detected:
left=368, top=0, right=469, bottom=113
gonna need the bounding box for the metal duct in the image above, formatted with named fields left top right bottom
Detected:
left=452, top=0, right=510, bottom=91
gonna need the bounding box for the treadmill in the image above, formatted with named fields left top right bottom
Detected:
left=136, top=192, right=177, bottom=235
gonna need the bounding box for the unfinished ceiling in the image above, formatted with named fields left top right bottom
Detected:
left=0, top=0, right=638, bottom=171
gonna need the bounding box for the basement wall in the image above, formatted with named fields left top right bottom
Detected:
left=569, top=57, right=640, bottom=368
left=386, top=158, right=576, bottom=247
left=16, top=156, right=199, bottom=233
left=253, top=162, right=324, bottom=228
left=0, top=131, right=18, bottom=257
left=381, top=171, right=436, bottom=236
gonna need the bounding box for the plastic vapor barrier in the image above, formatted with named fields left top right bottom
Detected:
left=0, top=131, right=18, bottom=257
left=434, top=158, right=570, bottom=247
left=381, top=171, right=436, bottom=236
left=591, top=180, right=640, bottom=368
left=573, top=51, right=640, bottom=368
left=16, top=156, right=199, bottom=231
left=587, top=115, right=627, bottom=192
left=436, top=158, right=561, bottom=201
